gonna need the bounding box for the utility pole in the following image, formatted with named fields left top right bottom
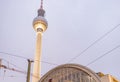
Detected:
left=26, top=59, right=33, bottom=82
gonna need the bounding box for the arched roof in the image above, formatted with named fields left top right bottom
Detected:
left=39, top=64, right=101, bottom=82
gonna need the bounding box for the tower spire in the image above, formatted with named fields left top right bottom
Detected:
left=40, top=0, right=43, bottom=9
left=38, top=0, right=45, bottom=17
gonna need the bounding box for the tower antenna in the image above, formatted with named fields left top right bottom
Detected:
left=38, top=0, right=45, bottom=17
left=40, top=0, right=43, bottom=9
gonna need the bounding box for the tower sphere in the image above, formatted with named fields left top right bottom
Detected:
left=33, top=16, right=48, bottom=32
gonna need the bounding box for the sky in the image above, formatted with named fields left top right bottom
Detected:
left=0, top=0, right=120, bottom=82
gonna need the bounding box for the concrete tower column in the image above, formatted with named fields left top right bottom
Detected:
left=32, top=32, right=42, bottom=82
left=32, top=0, right=48, bottom=82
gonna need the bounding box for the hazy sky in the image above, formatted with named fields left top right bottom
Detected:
left=0, top=0, right=120, bottom=82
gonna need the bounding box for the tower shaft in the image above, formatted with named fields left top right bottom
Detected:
left=32, top=32, right=42, bottom=82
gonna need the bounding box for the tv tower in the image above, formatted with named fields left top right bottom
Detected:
left=32, top=0, right=48, bottom=82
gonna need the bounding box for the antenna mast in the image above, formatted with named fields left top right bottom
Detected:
left=40, top=0, right=43, bottom=9
left=38, top=0, right=45, bottom=17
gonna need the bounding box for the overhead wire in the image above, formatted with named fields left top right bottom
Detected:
left=86, top=45, right=120, bottom=66
left=0, top=52, right=27, bottom=59
left=0, top=52, right=57, bottom=78
left=0, top=52, right=58, bottom=78
left=41, top=61, right=58, bottom=65
left=0, top=51, right=57, bottom=66
left=0, top=61, right=38, bottom=78
left=0, top=75, right=26, bottom=78
left=2, top=58, right=26, bottom=71
left=0, top=59, right=27, bottom=75
left=68, top=24, right=120, bottom=62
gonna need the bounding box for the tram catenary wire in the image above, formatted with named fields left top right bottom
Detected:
left=68, top=24, right=120, bottom=62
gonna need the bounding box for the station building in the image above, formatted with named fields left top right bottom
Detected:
left=39, top=64, right=119, bottom=82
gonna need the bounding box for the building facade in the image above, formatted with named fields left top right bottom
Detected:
left=97, top=72, right=119, bottom=82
